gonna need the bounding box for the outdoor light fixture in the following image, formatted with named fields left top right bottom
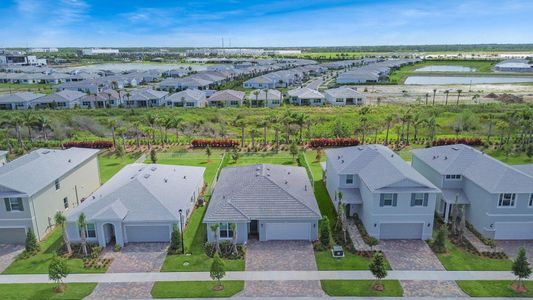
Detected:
left=374, top=223, right=377, bottom=227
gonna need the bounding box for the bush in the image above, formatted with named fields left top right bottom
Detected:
left=310, top=138, right=360, bottom=148
left=63, top=141, right=113, bottom=149
left=319, top=217, right=332, bottom=248
left=191, top=139, right=239, bottom=148
left=433, top=226, right=448, bottom=254
left=432, top=138, right=483, bottom=146
left=25, top=228, right=40, bottom=254
left=168, top=225, right=183, bottom=255
left=204, top=241, right=245, bottom=259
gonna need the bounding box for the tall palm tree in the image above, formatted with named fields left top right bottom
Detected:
left=252, top=90, right=259, bottom=108
left=21, top=111, right=35, bottom=143
left=115, top=127, right=127, bottom=150
left=78, top=213, right=88, bottom=256
left=432, top=89, right=437, bottom=105
left=54, top=212, right=72, bottom=255
left=404, top=112, right=413, bottom=144
left=232, top=116, right=246, bottom=147
left=282, top=110, right=295, bottom=144
left=384, top=115, right=394, bottom=145
left=486, top=113, right=494, bottom=143
left=250, top=127, right=258, bottom=150
left=210, top=224, right=221, bottom=254
left=294, top=112, right=308, bottom=143
left=132, top=121, right=142, bottom=149
left=257, top=119, right=268, bottom=146
left=146, top=114, right=157, bottom=144
left=456, top=89, right=463, bottom=106
left=36, top=115, right=51, bottom=141
left=444, top=90, right=450, bottom=106
left=412, top=112, right=423, bottom=142
left=426, top=115, right=438, bottom=143
left=108, top=119, right=118, bottom=149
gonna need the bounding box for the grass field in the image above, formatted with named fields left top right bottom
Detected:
left=321, top=280, right=403, bottom=297
left=2, top=228, right=107, bottom=274
left=457, top=280, right=533, bottom=297
left=0, top=83, right=54, bottom=94
left=389, top=60, right=498, bottom=83
left=225, top=151, right=297, bottom=167
left=98, top=151, right=142, bottom=183
left=151, top=281, right=244, bottom=298
left=0, top=283, right=97, bottom=300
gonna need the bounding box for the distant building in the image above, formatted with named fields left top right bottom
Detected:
left=166, top=89, right=207, bottom=108
left=0, top=55, right=46, bottom=66
left=0, top=92, right=45, bottom=110
left=28, top=48, right=59, bottom=53
left=80, top=48, right=120, bottom=56
left=288, top=87, right=325, bottom=106
left=324, top=86, right=366, bottom=106
left=494, top=60, right=533, bottom=73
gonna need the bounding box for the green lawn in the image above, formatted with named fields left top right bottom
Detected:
left=457, top=280, right=533, bottom=297
left=483, top=148, right=533, bottom=165
left=151, top=281, right=244, bottom=298
left=98, top=151, right=141, bottom=183
left=315, top=250, right=379, bottom=270
left=2, top=228, right=107, bottom=274
left=0, top=283, right=97, bottom=300
left=226, top=151, right=297, bottom=167
left=304, top=151, right=337, bottom=223
left=321, top=280, right=403, bottom=297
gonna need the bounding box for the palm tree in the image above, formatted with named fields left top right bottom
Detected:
left=173, top=117, right=183, bottom=143
left=412, top=111, right=423, bottom=142
left=146, top=114, right=157, bottom=144
left=233, top=116, right=246, bottom=147
left=359, top=106, right=371, bottom=144
left=115, top=127, right=127, bottom=150
left=456, top=89, right=463, bottom=106
left=404, top=111, right=413, bottom=144
left=444, top=90, right=450, bottom=105
left=257, top=119, right=268, bottom=146
left=108, top=119, right=118, bottom=149
left=210, top=224, right=221, bottom=254
left=77, top=213, right=88, bottom=256
left=384, top=115, right=394, bottom=145
left=486, top=113, right=494, bottom=143
left=250, top=127, right=258, bottom=150
left=54, top=212, right=72, bottom=255
left=132, top=121, right=142, bottom=149
left=21, top=111, right=35, bottom=143
left=36, top=115, right=51, bottom=141
left=432, top=89, right=437, bottom=105
left=426, top=115, right=438, bottom=143
left=282, top=110, right=295, bottom=144
left=294, top=112, right=308, bottom=143
left=252, top=90, right=259, bottom=108
left=7, top=115, right=24, bottom=148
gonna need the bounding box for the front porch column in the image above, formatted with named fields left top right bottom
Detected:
left=444, top=202, right=450, bottom=224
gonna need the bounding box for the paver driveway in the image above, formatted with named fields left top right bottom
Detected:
left=85, top=243, right=168, bottom=299
left=498, top=240, right=533, bottom=262
left=239, top=240, right=325, bottom=297
left=0, top=244, right=24, bottom=273
left=380, top=240, right=466, bottom=297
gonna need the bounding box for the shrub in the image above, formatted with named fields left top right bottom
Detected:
left=432, top=138, right=483, bottom=146
left=168, top=225, right=183, bottom=255
left=191, top=139, right=239, bottom=148
left=63, top=141, right=113, bottom=149
left=310, top=138, right=360, bottom=148
left=204, top=241, right=245, bottom=259
left=25, top=228, right=40, bottom=254
left=433, top=226, right=448, bottom=254
left=319, top=217, right=332, bottom=248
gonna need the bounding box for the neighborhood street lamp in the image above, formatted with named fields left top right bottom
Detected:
left=178, top=209, right=184, bottom=254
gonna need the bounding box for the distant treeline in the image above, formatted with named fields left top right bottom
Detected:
left=302, top=44, right=533, bottom=53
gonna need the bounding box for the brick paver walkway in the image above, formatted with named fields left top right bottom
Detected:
left=380, top=240, right=466, bottom=297
left=346, top=220, right=374, bottom=251
left=239, top=240, right=325, bottom=297
left=0, top=244, right=23, bottom=273
left=85, top=243, right=168, bottom=299
left=464, top=229, right=502, bottom=253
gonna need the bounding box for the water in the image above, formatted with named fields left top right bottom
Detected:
left=61, top=63, right=207, bottom=73
left=414, top=65, right=476, bottom=72
left=405, top=76, right=533, bottom=85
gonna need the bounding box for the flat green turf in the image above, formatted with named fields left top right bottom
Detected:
left=151, top=281, right=244, bottom=298
left=98, top=151, right=141, bottom=183
left=321, top=280, right=403, bottom=297
left=315, top=250, right=382, bottom=270
left=457, top=280, right=533, bottom=297
left=0, top=283, right=97, bottom=300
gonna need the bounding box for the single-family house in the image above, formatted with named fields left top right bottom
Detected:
left=0, top=148, right=100, bottom=244
left=411, top=144, right=533, bottom=240
left=65, top=164, right=205, bottom=247
left=208, top=90, right=245, bottom=107
left=243, top=76, right=277, bottom=89
left=325, top=145, right=440, bottom=240
left=79, top=89, right=121, bottom=108
left=0, top=92, right=45, bottom=110
left=245, top=89, right=282, bottom=107
left=166, top=89, right=207, bottom=108
left=324, top=87, right=366, bottom=106
left=204, top=164, right=321, bottom=242
left=123, top=89, right=168, bottom=108
left=288, top=88, right=325, bottom=106
left=33, top=90, right=87, bottom=109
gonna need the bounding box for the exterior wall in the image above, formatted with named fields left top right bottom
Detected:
left=325, top=94, right=346, bottom=106
left=411, top=156, right=443, bottom=188
left=258, top=219, right=318, bottom=241
left=29, top=156, right=100, bottom=240
left=0, top=154, right=7, bottom=165
left=0, top=195, right=33, bottom=240
left=206, top=222, right=248, bottom=244
left=325, top=158, right=340, bottom=207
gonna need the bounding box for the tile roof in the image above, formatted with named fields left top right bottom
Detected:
left=0, top=92, right=45, bottom=104
left=208, top=90, right=245, bottom=102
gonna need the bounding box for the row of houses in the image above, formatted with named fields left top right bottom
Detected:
left=1, top=143, right=531, bottom=246
left=242, top=64, right=325, bottom=89
left=336, top=59, right=419, bottom=83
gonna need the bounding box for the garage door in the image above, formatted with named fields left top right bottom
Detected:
left=495, top=222, right=533, bottom=240
left=0, top=228, right=26, bottom=244
left=264, top=222, right=310, bottom=241
left=380, top=223, right=423, bottom=240
left=125, top=225, right=170, bottom=243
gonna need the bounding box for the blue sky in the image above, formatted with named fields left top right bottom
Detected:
left=1, top=0, right=532, bottom=47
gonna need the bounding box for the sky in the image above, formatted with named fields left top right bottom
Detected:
left=0, top=0, right=532, bottom=47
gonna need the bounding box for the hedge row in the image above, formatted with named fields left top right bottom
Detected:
left=191, top=139, right=239, bottom=148
left=63, top=141, right=113, bottom=149
left=309, top=138, right=360, bottom=148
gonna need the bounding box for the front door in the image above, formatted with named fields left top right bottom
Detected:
left=249, top=220, right=258, bottom=239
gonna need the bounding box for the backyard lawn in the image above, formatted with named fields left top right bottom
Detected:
left=0, top=283, right=97, bottom=300
left=304, top=151, right=337, bottom=223
left=2, top=228, right=107, bottom=274
left=151, top=281, right=244, bottom=298
left=225, top=151, right=297, bottom=167
left=98, top=151, right=141, bottom=183
left=321, top=280, right=403, bottom=297
left=457, top=281, right=533, bottom=297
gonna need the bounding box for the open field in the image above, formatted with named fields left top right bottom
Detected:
left=0, top=83, right=54, bottom=95
left=389, top=60, right=498, bottom=83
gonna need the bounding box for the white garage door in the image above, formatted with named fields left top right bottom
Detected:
left=380, top=223, right=423, bottom=240
left=264, top=222, right=310, bottom=241
left=495, top=222, right=533, bottom=240
left=125, top=225, right=170, bottom=243
left=0, top=228, right=26, bottom=244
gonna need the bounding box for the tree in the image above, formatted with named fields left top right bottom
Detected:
left=77, top=213, right=88, bottom=256
left=231, top=147, right=239, bottom=162
left=37, top=115, right=51, bottom=141
left=512, top=247, right=531, bottom=291
left=210, top=252, right=226, bottom=289
left=168, top=225, right=183, bottom=255
left=369, top=252, right=388, bottom=290
left=25, top=228, right=40, bottom=253
left=54, top=212, right=72, bottom=255
left=456, top=89, right=463, bottom=106
left=433, top=226, right=448, bottom=254
left=206, top=145, right=212, bottom=162
left=115, top=143, right=125, bottom=158
left=444, top=89, right=450, bottom=105
left=230, top=223, right=238, bottom=255
left=432, top=89, right=437, bottom=105
left=319, top=216, right=331, bottom=248
left=48, top=255, right=69, bottom=292
left=150, top=149, right=157, bottom=164
left=210, top=223, right=221, bottom=254
left=315, top=148, right=322, bottom=162
left=367, top=237, right=379, bottom=251
left=289, top=141, right=298, bottom=161
left=21, top=111, right=35, bottom=143
left=384, top=115, right=393, bottom=145
left=108, top=119, right=118, bottom=149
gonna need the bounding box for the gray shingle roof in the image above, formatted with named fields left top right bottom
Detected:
left=66, top=163, right=205, bottom=223
left=324, top=87, right=361, bottom=98
left=412, top=144, right=533, bottom=193
left=513, top=164, right=533, bottom=178
left=0, top=148, right=99, bottom=196
left=35, top=90, right=86, bottom=104
left=0, top=92, right=45, bottom=104
left=209, top=90, right=245, bottom=102
left=167, top=89, right=205, bottom=102
left=204, top=164, right=321, bottom=222
left=245, top=89, right=281, bottom=100
left=288, top=87, right=324, bottom=99
left=326, top=145, right=438, bottom=192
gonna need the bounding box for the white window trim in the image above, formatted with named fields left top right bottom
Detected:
left=413, top=193, right=425, bottom=207
left=85, top=223, right=97, bottom=238
left=382, top=194, right=394, bottom=207
left=218, top=222, right=234, bottom=240
left=498, top=193, right=516, bottom=208
left=6, top=198, right=24, bottom=212
left=345, top=175, right=354, bottom=185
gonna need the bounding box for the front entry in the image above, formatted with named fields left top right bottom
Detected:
left=249, top=220, right=258, bottom=239
left=103, top=223, right=116, bottom=246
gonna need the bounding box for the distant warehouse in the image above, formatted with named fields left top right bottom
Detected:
left=494, top=60, right=533, bottom=73
left=80, top=48, right=120, bottom=56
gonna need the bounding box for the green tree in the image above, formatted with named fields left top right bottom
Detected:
left=25, top=227, right=40, bottom=253
left=150, top=149, right=157, bottom=164
left=289, top=141, right=298, bottom=161
left=367, top=237, right=379, bottom=251
left=512, top=247, right=532, bottom=290
left=115, top=143, right=125, bottom=158
left=231, top=148, right=240, bottom=162
left=108, top=119, right=118, bottom=149
left=49, top=255, right=69, bottom=292
left=210, top=223, right=221, bottom=255
left=206, top=145, right=212, bottom=162
left=77, top=213, right=88, bottom=256
left=230, top=223, right=238, bottom=255
left=54, top=211, right=72, bottom=255
left=168, top=225, right=183, bottom=255
left=319, top=217, right=331, bottom=248
left=210, top=252, right=226, bottom=289
left=433, top=226, right=448, bottom=254
left=369, top=252, right=388, bottom=290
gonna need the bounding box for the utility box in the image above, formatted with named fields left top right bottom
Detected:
left=331, top=245, right=344, bottom=258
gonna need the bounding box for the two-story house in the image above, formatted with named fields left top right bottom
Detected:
left=325, top=145, right=440, bottom=240
left=0, top=148, right=101, bottom=244
left=412, top=144, right=533, bottom=240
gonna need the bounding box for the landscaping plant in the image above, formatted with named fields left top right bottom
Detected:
left=77, top=213, right=89, bottom=257
left=512, top=247, right=532, bottom=292
left=54, top=211, right=72, bottom=255
left=433, top=225, right=448, bottom=254
left=319, top=216, right=332, bottom=248
left=150, top=148, right=157, bottom=163
left=25, top=228, right=40, bottom=254
left=369, top=252, right=388, bottom=291
left=48, top=254, right=69, bottom=293
left=210, top=252, right=226, bottom=291
left=168, top=225, right=183, bottom=255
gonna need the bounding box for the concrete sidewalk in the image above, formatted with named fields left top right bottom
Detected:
left=0, top=270, right=526, bottom=284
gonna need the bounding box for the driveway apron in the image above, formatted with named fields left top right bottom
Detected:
left=0, top=244, right=24, bottom=273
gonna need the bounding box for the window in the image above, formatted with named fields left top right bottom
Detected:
left=313, top=99, right=321, bottom=103
left=219, top=223, right=234, bottom=239
left=272, top=100, right=280, bottom=104
left=336, top=98, right=344, bottom=103
left=82, top=101, right=91, bottom=107
left=411, top=193, right=428, bottom=207
left=4, top=198, right=24, bottom=211
left=167, top=101, right=172, bottom=106
left=380, top=193, right=396, bottom=207
left=55, top=179, right=60, bottom=190
left=230, top=100, right=239, bottom=106
left=345, top=175, right=354, bottom=185
left=186, top=102, right=194, bottom=107
left=445, top=174, right=462, bottom=180
left=63, top=197, right=69, bottom=209
left=85, top=223, right=96, bottom=238
left=529, top=194, right=533, bottom=207
left=498, top=193, right=516, bottom=207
